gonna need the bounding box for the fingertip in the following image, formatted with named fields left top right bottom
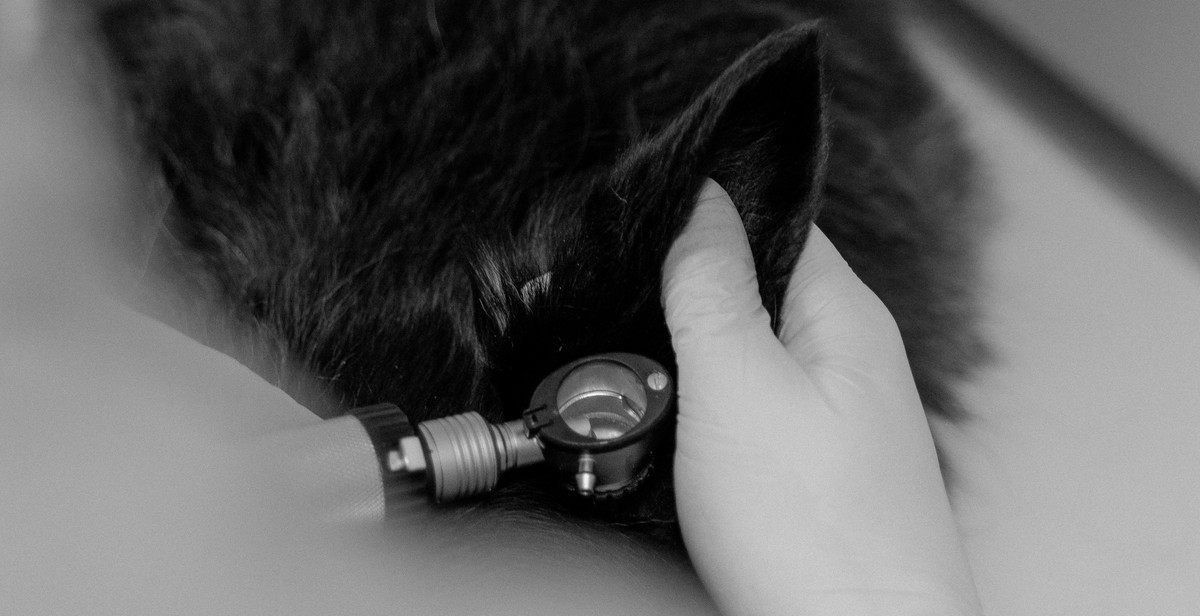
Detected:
left=789, top=225, right=846, bottom=283
left=695, top=177, right=730, bottom=208
left=780, top=225, right=908, bottom=369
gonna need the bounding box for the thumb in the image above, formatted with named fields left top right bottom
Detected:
left=661, top=179, right=772, bottom=350
left=661, top=179, right=812, bottom=444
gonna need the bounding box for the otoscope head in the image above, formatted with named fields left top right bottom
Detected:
left=523, top=353, right=674, bottom=497
left=377, top=353, right=674, bottom=503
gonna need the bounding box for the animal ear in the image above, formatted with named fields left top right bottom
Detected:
left=605, top=23, right=828, bottom=328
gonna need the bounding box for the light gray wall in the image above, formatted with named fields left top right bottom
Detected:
left=962, top=0, right=1200, bottom=186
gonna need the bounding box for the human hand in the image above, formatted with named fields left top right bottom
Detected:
left=664, top=180, right=981, bottom=616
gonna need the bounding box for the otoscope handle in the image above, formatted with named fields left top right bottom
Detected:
left=253, top=414, right=390, bottom=522
left=252, top=404, right=425, bottom=522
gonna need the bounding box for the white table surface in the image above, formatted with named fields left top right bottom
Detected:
left=907, top=13, right=1200, bottom=616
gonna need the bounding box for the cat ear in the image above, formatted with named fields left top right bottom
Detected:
left=606, top=23, right=828, bottom=326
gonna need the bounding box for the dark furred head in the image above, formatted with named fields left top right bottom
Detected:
left=101, top=0, right=983, bottom=542
left=478, top=23, right=828, bottom=416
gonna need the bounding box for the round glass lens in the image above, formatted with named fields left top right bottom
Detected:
left=555, top=361, right=648, bottom=441
left=558, top=392, right=641, bottom=439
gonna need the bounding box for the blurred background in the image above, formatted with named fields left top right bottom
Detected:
left=960, top=0, right=1200, bottom=188
left=908, top=1, right=1200, bottom=614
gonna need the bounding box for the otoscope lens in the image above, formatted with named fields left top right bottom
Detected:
left=558, top=392, right=641, bottom=439
left=555, top=361, right=648, bottom=441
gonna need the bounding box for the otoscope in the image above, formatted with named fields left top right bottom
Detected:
left=258, top=353, right=674, bottom=521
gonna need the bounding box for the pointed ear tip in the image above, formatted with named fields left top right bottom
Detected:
left=608, top=18, right=829, bottom=198
left=729, top=22, right=825, bottom=87
left=765, top=21, right=826, bottom=52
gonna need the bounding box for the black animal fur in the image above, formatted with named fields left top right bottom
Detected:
left=100, top=0, right=984, bottom=542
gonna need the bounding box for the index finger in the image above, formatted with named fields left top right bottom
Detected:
left=778, top=226, right=911, bottom=381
